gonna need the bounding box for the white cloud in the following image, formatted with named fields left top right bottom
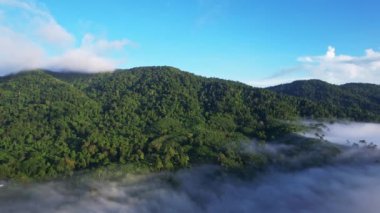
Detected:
left=44, top=33, right=131, bottom=72
left=36, top=20, right=74, bottom=47
left=81, top=33, right=131, bottom=54
left=0, top=26, right=45, bottom=72
left=247, top=76, right=309, bottom=88
left=47, top=49, right=116, bottom=73
left=298, top=46, right=380, bottom=84
left=0, top=0, right=74, bottom=47
left=0, top=0, right=131, bottom=75
left=249, top=46, right=380, bottom=87
left=326, top=45, right=336, bottom=59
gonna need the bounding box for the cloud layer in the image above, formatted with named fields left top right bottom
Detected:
left=0, top=0, right=130, bottom=75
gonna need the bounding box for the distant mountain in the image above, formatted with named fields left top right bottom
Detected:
left=0, top=67, right=377, bottom=180
left=267, top=79, right=380, bottom=121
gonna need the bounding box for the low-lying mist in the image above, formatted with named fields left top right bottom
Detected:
left=2, top=164, right=380, bottom=213
left=301, top=121, right=380, bottom=145
left=1, top=122, right=380, bottom=213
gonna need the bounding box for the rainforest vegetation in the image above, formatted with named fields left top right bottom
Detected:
left=0, top=66, right=378, bottom=180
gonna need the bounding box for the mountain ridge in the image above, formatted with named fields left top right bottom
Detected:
left=0, top=66, right=378, bottom=180
left=268, top=79, right=380, bottom=121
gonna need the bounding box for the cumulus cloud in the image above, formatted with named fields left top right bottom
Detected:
left=249, top=46, right=380, bottom=87
left=46, top=33, right=132, bottom=72
left=47, top=49, right=117, bottom=73
left=296, top=46, right=380, bottom=84
left=0, top=0, right=131, bottom=75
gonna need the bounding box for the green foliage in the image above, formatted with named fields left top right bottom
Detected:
left=0, top=67, right=377, bottom=180
left=268, top=79, right=380, bottom=121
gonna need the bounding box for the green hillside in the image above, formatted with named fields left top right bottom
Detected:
left=0, top=67, right=377, bottom=180
left=268, top=79, right=380, bottom=121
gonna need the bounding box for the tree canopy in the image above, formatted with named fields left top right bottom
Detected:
left=0, top=67, right=378, bottom=180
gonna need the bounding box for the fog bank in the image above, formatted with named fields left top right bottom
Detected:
left=1, top=122, right=380, bottom=213
left=301, top=121, right=380, bottom=146
left=2, top=164, right=380, bottom=213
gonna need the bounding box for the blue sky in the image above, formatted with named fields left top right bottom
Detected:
left=1, top=0, right=380, bottom=86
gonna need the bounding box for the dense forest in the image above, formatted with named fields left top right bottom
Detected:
left=0, top=66, right=378, bottom=180
left=268, top=80, right=380, bottom=121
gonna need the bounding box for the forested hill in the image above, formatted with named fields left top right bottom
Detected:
left=267, top=79, right=380, bottom=121
left=0, top=66, right=378, bottom=180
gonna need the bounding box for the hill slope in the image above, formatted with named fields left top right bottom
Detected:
left=268, top=79, right=380, bottom=121
left=0, top=67, right=377, bottom=179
